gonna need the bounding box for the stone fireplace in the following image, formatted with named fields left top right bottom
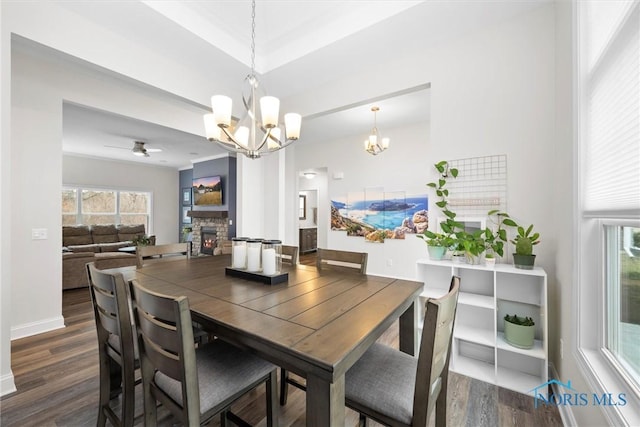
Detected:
left=188, top=210, right=229, bottom=257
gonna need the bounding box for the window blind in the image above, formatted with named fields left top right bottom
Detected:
left=583, top=3, right=640, bottom=213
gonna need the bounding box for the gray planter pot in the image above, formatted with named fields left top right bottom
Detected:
left=504, top=320, right=535, bottom=349
left=513, top=254, right=536, bottom=270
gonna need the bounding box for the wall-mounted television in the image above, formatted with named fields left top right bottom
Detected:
left=192, top=176, right=223, bottom=206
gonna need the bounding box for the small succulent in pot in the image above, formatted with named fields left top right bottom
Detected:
left=504, top=314, right=536, bottom=349
left=511, top=224, right=540, bottom=269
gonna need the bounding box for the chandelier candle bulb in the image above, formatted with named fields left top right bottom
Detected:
left=260, top=96, right=280, bottom=128
left=211, top=95, right=232, bottom=127
left=203, top=114, right=221, bottom=140
left=246, top=240, right=262, bottom=272
left=284, top=113, right=301, bottom=139
left=235, top=126, right=250, bottom=146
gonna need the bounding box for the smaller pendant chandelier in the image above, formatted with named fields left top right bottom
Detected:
left=203, top=0, right=301, bottom=159
left=364, top=106, right=390, bottom=156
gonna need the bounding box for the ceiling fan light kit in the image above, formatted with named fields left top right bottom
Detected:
left=203, top=0, right=301, bottom=159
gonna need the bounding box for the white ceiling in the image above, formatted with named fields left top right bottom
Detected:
left=57, top=0, right=549, bottom=169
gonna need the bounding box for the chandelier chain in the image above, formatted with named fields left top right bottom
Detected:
left=250, top=0, right=256, bottom=76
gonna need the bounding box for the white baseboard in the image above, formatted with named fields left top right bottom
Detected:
left=10, top=315, right=65, bottom=340
left=549, top=363, right=577, bottom=427
left=0, top=372, right=17, bottom=397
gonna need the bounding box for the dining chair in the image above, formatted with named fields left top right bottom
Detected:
left=130, top=280, right=278, bottom=427
left=316, top=248, right=368, bottom=274
left=86, top=262, right=140, bottom=427
left=136, top=242, right=189, bottom=268
left=280, top=245, right=299, bottom=265
left=344, top=276, right=460, bottom=427
left=280, top=247, right=368, bottom=405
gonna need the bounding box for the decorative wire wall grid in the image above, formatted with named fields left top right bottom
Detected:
left=447, top=155, right=507, bottom=219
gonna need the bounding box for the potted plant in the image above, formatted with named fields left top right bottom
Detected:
left=417, top=230, right=454, bottom=260
left=482, top=210, right=517, bottom=266
left=182, top=225, right=193, bottom=243
left=132, top=234, right=152, bottom=247
left=454, top=229, right=486, bottom=264
left=503, top=314, right=535, bottom=349
left=511, top=223, right=540, bottom=269
left=421, top=161, right=462, bottom=260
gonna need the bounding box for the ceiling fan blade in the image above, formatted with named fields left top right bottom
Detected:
left=104, top=145, right=130, bottom=150
left=146, top=148, right=162, bottom=153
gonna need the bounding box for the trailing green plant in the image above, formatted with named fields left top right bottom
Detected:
left=421, top=161, right=463, bottom=250
left=454, top=228, right=486, bottom=261
left=427, top=161, right=461, bottom=235
left=417, top=230, right=455, bottom=247
left=504, top=314, right=535, bottom=326
left=511, top=224, right=541, bottom=255
left=483, top=210, right=517, bottom=257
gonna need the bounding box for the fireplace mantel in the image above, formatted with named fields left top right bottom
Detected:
left=188, top=210, right=228, bottom=219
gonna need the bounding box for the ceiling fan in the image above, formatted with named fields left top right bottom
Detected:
left=131, top=141, right=162, bottom=157
left=106, top=141, right=162, bottom=157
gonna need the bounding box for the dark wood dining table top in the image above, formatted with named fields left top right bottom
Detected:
left=113, top=254, right=422, bottom=425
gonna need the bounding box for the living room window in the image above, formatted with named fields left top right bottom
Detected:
left=577, top=1, right=640, bottom=424
left=62, top=186, right=151, bottom=230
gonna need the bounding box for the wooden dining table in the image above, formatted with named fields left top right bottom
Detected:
left=112, top=254, right=422, bottom=426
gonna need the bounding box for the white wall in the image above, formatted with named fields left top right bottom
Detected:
left=0, top=2, right=17, bottom=396
left=286, top=4, right=557, bottom=279
left=290, top=121, right=430, bottom=279
left=63, top=155, right=178, bottom=242
left=6, top=41, right=191, bottom=340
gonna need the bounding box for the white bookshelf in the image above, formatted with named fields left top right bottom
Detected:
left=416, top=258, right=548, bottom=395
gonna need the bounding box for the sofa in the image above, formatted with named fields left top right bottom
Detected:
left=62, top=224, right=155, bottom=290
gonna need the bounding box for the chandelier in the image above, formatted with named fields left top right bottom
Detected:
left=203, top=0, right=301, bottom=159
left=364, top=106, right=389, bottom=155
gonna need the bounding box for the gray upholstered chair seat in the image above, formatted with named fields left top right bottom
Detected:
left=344, top=276, right=459, bottom=427
left=155, top=339, right=276, bottom=417
left=345, top=343, right=417, bottom=426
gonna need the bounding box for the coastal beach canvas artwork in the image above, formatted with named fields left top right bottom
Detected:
left=331, top=188, right=428, bottom=243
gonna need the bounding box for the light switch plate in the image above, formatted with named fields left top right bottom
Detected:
left=32, top=228, right=48, bottom=240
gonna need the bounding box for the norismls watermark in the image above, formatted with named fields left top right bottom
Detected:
left=530, top=379, right=627, bottom=409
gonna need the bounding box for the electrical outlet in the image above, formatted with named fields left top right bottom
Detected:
left=229, top=220, right=233, bottom=225
left=560, top=338, right=564, bottom=359
left=387, top=259, right=393, bottom=266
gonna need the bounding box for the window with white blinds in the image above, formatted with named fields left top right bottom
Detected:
left=583, top=2, right=640, bottom=214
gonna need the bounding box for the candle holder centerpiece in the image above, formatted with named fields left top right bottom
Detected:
left=226, top=238, right=288, bottom=285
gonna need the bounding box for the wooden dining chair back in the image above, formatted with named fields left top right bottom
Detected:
left=136, top=242, right=189, bottom=268
left=130, top=280, right=278, bottom=427
left=86, top=262, right=139, bottom=427
left=280, top=245, right=299, bottom=265
left=316, top=248, right=368, bottom=274
left=344, top=275, right=460, bottom=427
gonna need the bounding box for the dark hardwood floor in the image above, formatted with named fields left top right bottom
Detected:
left=0, top=252, right=563, bottom=426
